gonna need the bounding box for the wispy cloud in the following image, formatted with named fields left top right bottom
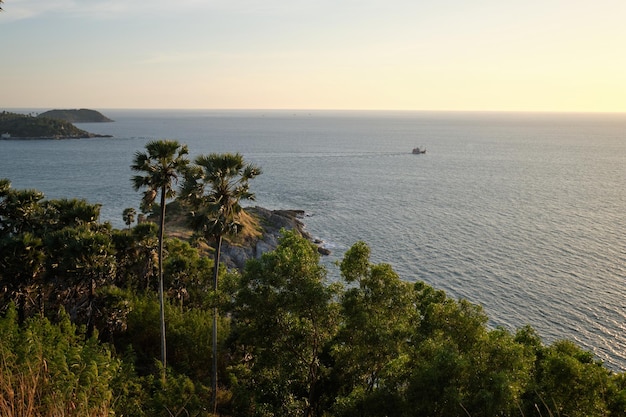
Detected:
left=2, top=0, right=194, bottom=21
left=1, top=0, right=73, bottom=20
left=1, top=0, right=333, bottom=21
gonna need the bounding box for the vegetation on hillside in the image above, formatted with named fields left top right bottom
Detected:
left=1, top=143, right=625, bottom=416
left=0, top=111, right=110, bottom=138
left=38, top=108, right=114, bottom=123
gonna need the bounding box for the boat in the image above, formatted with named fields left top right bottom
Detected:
left=412, top=147, right=426, bottom=154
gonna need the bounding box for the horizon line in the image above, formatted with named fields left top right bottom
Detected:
left=3, top=107, right=626, bottom=115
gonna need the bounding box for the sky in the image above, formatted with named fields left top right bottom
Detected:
left=1, top=0, right=625, bottom=112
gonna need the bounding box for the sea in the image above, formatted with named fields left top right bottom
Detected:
left=1, top=109, right=625, bottom=371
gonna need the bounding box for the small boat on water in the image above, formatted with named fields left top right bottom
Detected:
left=412, top=147, right=426, bottom=154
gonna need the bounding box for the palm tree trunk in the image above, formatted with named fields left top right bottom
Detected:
left=212, top=234, right=222, bottom=415
left=38, top=285, right=44, bottom=317
left=17, top=290, right=25, bottom=324
left=158, top=186, right=167, bottom=381
left=87, top=278, right=96, bottom=338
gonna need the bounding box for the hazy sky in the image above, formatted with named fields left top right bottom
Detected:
left=2, top=0, right=625, bottom=111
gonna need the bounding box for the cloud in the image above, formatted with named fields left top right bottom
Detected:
left=1, top=0, right=73, bottom=20
left=1, top=0, right=348, bottom=22
left=1, top=0, right=184, bottom=20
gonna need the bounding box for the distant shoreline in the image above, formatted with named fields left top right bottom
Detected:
left=0, top=135, right=113, bottom=141
left=1, top=134, right=113, bottom=140
left=1, top=110, right=114, bottom=139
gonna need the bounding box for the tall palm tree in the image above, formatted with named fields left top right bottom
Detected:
left=0, top=188, right=45, bottom=237
left=131, top=140, right=189, bottom=378
left=122, top=207, right=137, bottom=229
left=181, top=153, right=261, bottom=412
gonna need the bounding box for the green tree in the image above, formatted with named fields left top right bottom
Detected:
left=0, top=181, right=103, bottom=238
left=181, top=152, right=260, bottom=412
left=163, top=238, right=212, bottom=309
left=0, top=186, right=45, bottom=237
left=0, top=178, right=10, bottom=196
left=523, top=339, right=613, bottom=417
left=331, top=241, right=417, bottom=417
left=607, top=373, right=626, bottom=417
left=131, top=140, right=189, bottom=376
left=0, top=232, right=45, bottom=321
left=112, top=222, right=159, bottom=291
left=44, top=225, right=117, bottom=336
left=123, top=207, right=137, bottom=229
left=42, top=198, right=102, bottom=230
left=405, top=282, right=533, bottom=417
left=232, top=230, right=340, bottom=417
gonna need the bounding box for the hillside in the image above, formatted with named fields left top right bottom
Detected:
left=38, top=108, right=113, bottom=123
left=0, top=111, right=112, bottom=139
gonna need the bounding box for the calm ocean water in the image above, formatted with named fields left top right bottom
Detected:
left=1, top=109, right=625, bottom=370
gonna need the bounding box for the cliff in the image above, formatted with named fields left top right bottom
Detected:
left=219, top=207, right=319, bottom=270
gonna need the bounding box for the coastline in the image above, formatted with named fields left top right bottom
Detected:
left=0, top=134, right=113, bottom=140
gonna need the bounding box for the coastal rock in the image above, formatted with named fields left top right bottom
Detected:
left=317, top=246, right=332, bottom=256
left=218, top=206, right=328, bottom=270
left=162, top=203, right=327, bottom=271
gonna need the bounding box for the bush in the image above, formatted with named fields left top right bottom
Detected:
left=0, top=305, right=119, bottom=416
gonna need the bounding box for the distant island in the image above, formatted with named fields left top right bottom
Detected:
left=38, top=108, right=114, bottom=123
left=0, top=110, right=113, bottom=139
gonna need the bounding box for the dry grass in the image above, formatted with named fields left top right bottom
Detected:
left=0, top=356, right=110, bottom=417
left=162, top=201, right=262, bottom=245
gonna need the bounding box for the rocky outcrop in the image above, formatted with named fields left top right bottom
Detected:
left=161, top=203, right=328, bottom=271
left=219, top=206, right=328, bottom=270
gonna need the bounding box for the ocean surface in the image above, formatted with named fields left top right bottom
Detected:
left=1, top=109, right=625, bottom=371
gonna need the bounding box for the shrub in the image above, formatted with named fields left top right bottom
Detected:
left=0, top=305, right=119, bottom=416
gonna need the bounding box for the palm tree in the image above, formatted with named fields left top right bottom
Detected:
left=131, top=140, right=189, bottom=378
left=0, top=178, right=10, bottom=194
left=0, top=188, right=45, bottom=237
left=0, top=232, right=45, bottom=322
left=122, top=207, right=137, bottom=229
left=181, top=152, right=261, bottom=412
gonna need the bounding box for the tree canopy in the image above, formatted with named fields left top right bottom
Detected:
left=1, top=160, right=625, bottom=417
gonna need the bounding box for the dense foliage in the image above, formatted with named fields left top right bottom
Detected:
left=1, top=175, right=625, bottom=416
left=0, top=111, right=103, bottom=138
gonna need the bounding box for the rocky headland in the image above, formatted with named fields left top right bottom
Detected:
left=164, top=204, right=329, bottom=271
left=220, top=207, right=319, bottom=270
